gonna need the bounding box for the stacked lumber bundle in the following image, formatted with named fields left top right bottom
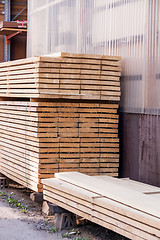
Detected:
left=0, top=52, right=121, bottom=100
left=0, top=100, right=119, bottom=192
left=42, top=172, right=160, bottom=240
left=0, top=52, right=121, bottom=192
left=0, top=21, right=27, bottom=36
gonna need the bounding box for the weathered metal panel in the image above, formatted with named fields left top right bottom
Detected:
left=120, top=113, right=160, bottom=187
left=139, top=114, right=160, bottom=186
left=119, top=113, right=139, bottom=181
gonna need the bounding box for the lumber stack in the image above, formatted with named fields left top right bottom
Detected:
left=42, top=172, right=160, bottom=240
left=0, top=52, right=121, bottom=192
left=0, top=21, right=27, bottom=36
left=0, top=52, right=121, bottom=100
left=0, top=100, right=119, bottom=192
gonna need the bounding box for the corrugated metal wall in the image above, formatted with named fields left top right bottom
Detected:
left=119, top=113, right=160, bottom=186
left=27, top=0, right=160, bottom=114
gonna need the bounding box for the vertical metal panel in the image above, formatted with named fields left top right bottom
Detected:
left=4, top=0, right=10, bottom=61
left=27, top=0, right=160, bottom=114
left=120, top=112, right=160, bottom=186
left=139, top=114, right=160, bottom=186
left=0, top=1, right=4, bottom=62
left=119, top=113, right=140, bottom=180
left=4, top=0, right=10, bottom=21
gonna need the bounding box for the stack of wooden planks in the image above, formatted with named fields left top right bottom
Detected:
left=0, top=52, right=121, bottom=192
left=42, top=172, right=160, bottom=240
left=0, top=100, right=119, bottom=192
left=0, top=52, right=121, bottom=101
left=0, top=21, right=27, bottom=36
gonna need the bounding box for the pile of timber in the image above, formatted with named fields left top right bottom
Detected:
left=42, top=172, right=160, bottom=240
left=0, top=100, right=119, bottom=192
left=0, top=52, right=121, bottom=192
left=0, top=21, right=27, bottom=37
left=0, top=21, right=27, bottom=29
left=0, top=52, right=121, bottom=100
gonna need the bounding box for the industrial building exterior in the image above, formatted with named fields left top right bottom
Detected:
left=0, top=0, right=160, bottom=186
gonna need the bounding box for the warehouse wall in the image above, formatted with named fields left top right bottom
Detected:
left=27, top=0, right=160, bottom=114
left=120, top=113, right=160, bottom=186
left=0, top=0, right=27, bottom=61
left=10, top=0, right=27, bottom=60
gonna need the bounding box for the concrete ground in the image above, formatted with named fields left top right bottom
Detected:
left=0, top=201, right=62, bottom=240
left=0, top=184, right=127, bottom=240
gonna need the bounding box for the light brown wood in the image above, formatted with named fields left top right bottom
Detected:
left=0, top=100, right=120, bottom=191
left=55, top=172, right=160, bottom=218
left=42, top=176, right=160, bottom=240
left=0, top=54, right=121, bottom=101
left=43, top=187, right=159, bottom=240
left=0, top=52, right=121, bottom=192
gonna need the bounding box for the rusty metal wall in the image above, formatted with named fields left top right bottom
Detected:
left=120, top=113, right=160, bottom=187
left=139, top=114, right=160, bottom=186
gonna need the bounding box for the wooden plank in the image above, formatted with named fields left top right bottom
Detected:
left=43, top=186, right=159, bottom=240
left=1, top=156, right=39, bottom=174
left=44, top=194, right=144, bottom=240
left=79, top=157, right=119, bottom=163
left=79, top=168, right=118, bottom=174
left=94, top=176, right=160, bottom=194
left=0, top=63, right=39, bottom=73
left=55, top=173, right=160, bottom=219
left=41, top=57, right=101, bottom=65
left=0, top=127, right=39, bottom=143
left=0, top=113, right=57, bottom=127
left=0, top=167, right=39, bottom=192
left=0, top=57, right=40, bottom=68
left=39, top=61, right=121, bottom=68
left=0, top=147, right=40, bottom=163
left=0, top=162, right=38, bottom=183
left=0, top=149, right=40, bottom=166
left=42, top=178, right=160, bottom=231
left=1, top=146, right=58, bottom=164
left=0, top=135, right=59, bottom=153
left=0, top=123, right=58, bottom=138
left=0, top=93, right=120, bottom=191
left=46, top=52, right=121, bottom=61
left=0, top=53, right=121, bottom=101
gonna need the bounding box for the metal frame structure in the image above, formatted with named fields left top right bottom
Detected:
left=4, top=0, right=11, bottom=61
left=3, top=0, right=27, bottom=61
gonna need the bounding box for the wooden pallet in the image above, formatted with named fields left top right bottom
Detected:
left=0, top=20, right=27, bottom=36
left=42, top=172, right=160, bottom=240
left=0, top=100, right=119, bottom=192
left=0, top=52, right=121, bottom=101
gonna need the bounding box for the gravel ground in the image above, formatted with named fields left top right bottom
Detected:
left=0, top=182, right=129, bottom=240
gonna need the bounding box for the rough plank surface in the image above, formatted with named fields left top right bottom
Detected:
left=0, top=53, right=121, bottom=101
left=42, top=173, right=160, bottom=240
left=0, top=101, right=119, bottom=192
